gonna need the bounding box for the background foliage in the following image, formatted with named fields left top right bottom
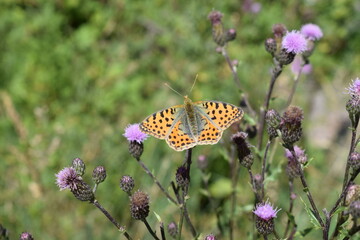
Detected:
left=0, top=0, right=359, bottom=239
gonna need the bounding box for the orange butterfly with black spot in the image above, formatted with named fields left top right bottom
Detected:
left=140, top=96, right=243, bottom=151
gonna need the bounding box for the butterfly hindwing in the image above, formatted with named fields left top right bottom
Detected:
left=194, top=101, right=244, bottom=130
left=165, top=120, right=197, bottom=151
left=196, top=115, right=223, bottom=145
left=140, top=106, right=184, bottom=139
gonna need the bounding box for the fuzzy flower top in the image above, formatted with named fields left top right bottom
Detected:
left=301, top=23, right=323, bottom=41
left=282, top=30, right=308, bottom=54
left=55, top=167, right=79, bottom=190
left=253, top=200, right=281, bottom=221
left=346, top=78, right=360, bottom=97
left=123, top=123, right=148, bottom=143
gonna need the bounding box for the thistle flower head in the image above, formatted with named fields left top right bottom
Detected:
left=204, top=234, right=217, bottom=240
left=282, top=30, right=308, bottom=54
left=176, top=166, right=190, bottom=188
left=167, top=222, right=178, bottom=238
left=253, top=200, right=281, bottom=220
left=272, top=23, right=287, bottom=38
left=72, top=157, right=86, bottom=176
left=301, top=23, right=323, bottom=41
left=20, top=232, right=34, bottom=240
left=291, top=55, right=312, bottom=75
left=124, top=124, right=148, bottom=143
left=92, top=166, right=107, bottom=184
left=208, top=11, right=223, bottom=25
left=55, top=167, right=80, bottom=191
left=231, top=132, right=254, bottom=168
left=346, top=78, right=360, bottom=97
left=349, top=200, right=360, bottom=219
left=285, top=145, right=307, bottom=164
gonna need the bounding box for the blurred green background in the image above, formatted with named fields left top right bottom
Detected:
left=1, top=0, right=359, bottom=239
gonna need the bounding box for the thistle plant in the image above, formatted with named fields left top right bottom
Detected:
left=48, top=9, right=360, bottom=240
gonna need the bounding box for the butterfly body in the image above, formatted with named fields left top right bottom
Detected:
left=140, top=96, right=243, bottom=151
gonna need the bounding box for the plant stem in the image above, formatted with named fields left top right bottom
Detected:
left=160, top=222, right=166, bottom=240
left=136, top=157, right=177, bottom=205
left=283, top=179, right=295, bottom=238
left=143, top=218, right=160, bottom=240
left=92, top=200, right=133, bottom=240
left=289, top=148, right=324, bottom=229
left=261, top=140, right=271, bottom=200
left=221, top=46, right=240, bottom=88
left=257, top=62, right=283, bottom=150
left=229, top=145, right=238, bottom=240
left=286, top=64, right=304, bottom=107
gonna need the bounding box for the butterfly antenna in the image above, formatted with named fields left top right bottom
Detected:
left=164, top=83, right=183, bottom=97
left=189, top=74, right=198, bottom=94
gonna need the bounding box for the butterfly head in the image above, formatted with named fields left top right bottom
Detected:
left=184, top=95, right=192, bottom=105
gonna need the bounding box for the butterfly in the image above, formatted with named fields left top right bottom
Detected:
left=139, top=96, right=244, bottom=151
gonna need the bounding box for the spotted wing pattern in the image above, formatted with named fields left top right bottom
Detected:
left=196, top=116, right=223, bottom=145
left=195, top=101, right=244, bottom=130
left=165, top=120, right=197, bottom=151
left=139, top=106, right=184, bottom=139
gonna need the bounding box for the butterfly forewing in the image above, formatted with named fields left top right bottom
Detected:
left=194, top=101, right=244, bottom=130
left=140, top=106, right=184, bottom=139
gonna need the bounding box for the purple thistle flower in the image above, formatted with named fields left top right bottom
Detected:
left=55, top=167, right=79, bottom=190
left=291, top=56, right=312, bottom=75
left=346, top=78, right=360, bottom=97
left=253, top=200, right=281, bottom=221
left=285, top=145, right=307, bottom=164
left=301, top=23, right=323, bottom=41
left=123, top=123, right=148, bottom=143
left=282, top=30, right=308, bottom=54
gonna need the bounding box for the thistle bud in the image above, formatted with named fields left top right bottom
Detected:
left=349, top=200, right=360, bottom=219
left=120, top=175, right=135, bottom=194
left=272, top=23, right=287, bottom=39
left=280, top=106, right=303, bottom=145
left=92, top=166, right=106, bottom=184
left=275, top=48, right=295, bottom=66
left=349, top=152, right=360, bottom=170
left=253, top=174, right=263, bottom=192
left=204, top=234, right=217, bottom=240
left=72, top=157, right=86, bottom=176
left=197, top=155, right=208, bottom=171
left=266, top=109, right=281, bottom=139
left=225, top=28, right=237, bottom=42
left=71, top=180, right=95, bottom=202
left=0, top=224, right=9, bottom=240
left=231, top=132, right=254, bottom=169
left=167, top=222, right=178, bottom=239
left=208, top=11, right=226, bottom=46
left=345, top=184, right=360, bottom=206
left=130, top=190, right=150, bottom=220
left=176, top=166, right=189, bottom=188
left=265, top=38, right=277, bottom=56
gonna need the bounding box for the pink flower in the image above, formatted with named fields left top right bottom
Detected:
left=346, top=78, right=360, bottom=97
left=301, top=23, right=323, bottom=41
left=282, top=30, right=308, bottom=54
left=291, top=56, right=312, bottom=75
left=253, top=200, right=281, bottom=221
left=123, top=124, right=148, bottom=143
left=55, top=167, right=80, bottom=190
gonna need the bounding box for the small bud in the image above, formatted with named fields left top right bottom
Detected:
left=176, top=166, right=189, bottom=188
left=302, top=40, right=315, bottom=58
left=266, top=109, right=281, bottom=139
left=197, top=155, right=208, bottom=170
left=208, top=11, right=226, bottom=46
left=349, top=200, right=360, bottom=219
left=204, top=234, right=217, bottom=240
left=231, top=132, right=254, bottom=169
left=286, top=155, right=301, bottom=179
left=130, top=190, right=150, bottom=220
left=280, top=106, right=303, bottom=145
left=253, top=174, right=263, bottom=192
left=19, top=232, right=34, bottom=240
left=349, top=152, right=360, bottom=170
left=345, top=184, right=360, bottom=206
left=167, top=222, right=178, bottom=238
left=245, top=125, right=257, bottom=138
left=275, top=48, right=295, bottom=65
left=225, top=28, right=237, bottom=42
left=71, top=180, right=95, bottom=202
left=253, top=200, right=281, bottom=235
left=92, top=166, right=107, bottom=184
left=265, top=38, right=277, bottom=56
left=272, top=23, right=287, bottom=39
left=72, top=157, right=86, bottom=176
left=129, top=141, right=144, bottom=159
left=120, top=175, right=135, bottom=194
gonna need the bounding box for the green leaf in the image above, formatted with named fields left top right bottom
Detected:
left=153, top=211, right=162, bottom=223
left=209, top=178, right=232, bottom=198
left=299, top=227, right=313, bottom=237
left=299, top=197, right=322, bottom=229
